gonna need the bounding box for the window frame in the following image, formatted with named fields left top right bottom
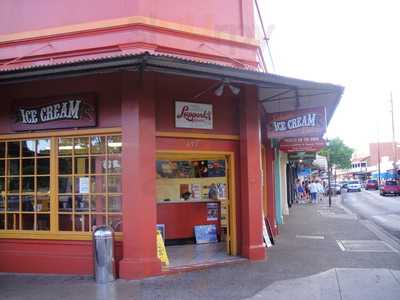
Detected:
left=0, top=127, right=123, bottom=241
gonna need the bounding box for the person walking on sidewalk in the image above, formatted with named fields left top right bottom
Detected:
left=316, top=180, right=324, bottom=202
left=296, top=179, right=305, bottom=204
left=309, top=180, right=318, bottom=204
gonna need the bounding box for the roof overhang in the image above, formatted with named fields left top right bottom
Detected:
left=0, top=52, right=344, bottom=124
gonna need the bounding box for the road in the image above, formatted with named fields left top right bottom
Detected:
left=342, top=189, right=400, bottom=240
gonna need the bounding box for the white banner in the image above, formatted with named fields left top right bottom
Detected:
left=175, top=101, right=213, bottom=129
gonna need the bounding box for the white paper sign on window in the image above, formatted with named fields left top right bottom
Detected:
left=175, top=101, right=213, bottom=129
left=79, top=177, right=90, bottom=194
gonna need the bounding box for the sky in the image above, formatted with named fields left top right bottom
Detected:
left=260, top=0, right=400, bottom=156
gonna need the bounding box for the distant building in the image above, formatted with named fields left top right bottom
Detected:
left=351, top=156, right=370, bottom=181
left=369, top=142, right=400, bottom=167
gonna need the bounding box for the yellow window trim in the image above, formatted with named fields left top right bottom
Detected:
left=0, top=231, right=122, bottom=241
left=0, top=16, right=259, bottom=47
left=0, top=127, right=122, bottom=141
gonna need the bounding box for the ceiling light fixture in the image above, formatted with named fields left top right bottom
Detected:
left=214, top=80, right=241, bottom=96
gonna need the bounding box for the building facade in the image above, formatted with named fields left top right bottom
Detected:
left=0, top=0, right=343, bottom=279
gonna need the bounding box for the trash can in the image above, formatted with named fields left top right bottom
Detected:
left=93, top=225, right=116, bottom=283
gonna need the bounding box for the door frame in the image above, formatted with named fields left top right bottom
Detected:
left=156, top=150, right=237, bottom=256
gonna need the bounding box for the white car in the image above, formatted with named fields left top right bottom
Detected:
left=347, top=181, right=362, bottom=192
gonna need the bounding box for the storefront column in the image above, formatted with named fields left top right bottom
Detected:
left=119, top=72, right=161, bottom=279
left=239, top=86, right=265, bottom=260
left=280, top=152, right=289, bottom=217
left=273, top=143, right=283, bottom=225
left=265, top=141, right=278, bottom=236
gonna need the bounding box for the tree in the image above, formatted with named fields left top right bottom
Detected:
left=319, top=137, right=353, bottom=169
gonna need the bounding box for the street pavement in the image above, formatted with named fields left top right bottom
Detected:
left=342, top=189, right=400, bottom=240
left=1, top=195, right=400, bottom=300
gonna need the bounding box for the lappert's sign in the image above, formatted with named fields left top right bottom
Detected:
left=279, top=137, right=326, bottom=153
left=267, top=107, right=326, bottom=139
left=175, top=101, right=213, bottom=129
left=12, top=94, right=96, bottom=131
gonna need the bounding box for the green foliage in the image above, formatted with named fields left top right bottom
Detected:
left=319, top=137, right=353, bottom=169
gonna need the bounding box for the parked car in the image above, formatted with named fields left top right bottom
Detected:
left=365, top=179, right=378, bottom=190
left=346, top=181, right=362, bottom=192
left=328, top=183, right=342, bottom=195
left=380, top=180, right=400, bottom=196
left=340, top=181, right=349, bottom=189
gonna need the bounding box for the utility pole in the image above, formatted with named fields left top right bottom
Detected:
left=327, top=140, right=331, bottom=207
left=390, top=92, right=397, bottom=176
left=377, top=123, right=381, bottom=185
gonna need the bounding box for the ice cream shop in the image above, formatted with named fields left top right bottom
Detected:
left=0, top=0, right=343, bottom=279
left=0, top=55, right=343, bottom=279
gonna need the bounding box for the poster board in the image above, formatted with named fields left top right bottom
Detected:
left=194, top=224, right=218, bottom=244
left=207, top=203, right=218, bottom=221
left=262, top=212, right=273, bottom=247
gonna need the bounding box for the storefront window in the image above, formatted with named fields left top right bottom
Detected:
left=0, top=139, right=51, bottom=231
left=0, top=134, right=122, bottom=234
left=57, top=134, right=122, bottom=233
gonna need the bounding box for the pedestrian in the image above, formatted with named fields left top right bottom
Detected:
left=309, top=180, right=318, bottom=204
left=304, top=181, right=310, bottom=202
left=316, top=180, right=324, bottom=202
left=296, top=179, right=305, bottom=204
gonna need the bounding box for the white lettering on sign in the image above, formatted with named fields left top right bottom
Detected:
left=175, top=101, right=213, bottom=129
left=272, top=113, right=317, bottom=133
left=18, top=100, right=82, bottom=124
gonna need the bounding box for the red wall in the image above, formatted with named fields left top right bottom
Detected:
left=155, top=74, right=240, bottom=136
left=157, top=202, right=220, bottom=240
left=0, top=239, right=122, bottom=275
left=0, top=1, right=257, bottom=69
left=0, top=0, right=249, bottom=37
left=0, top=73, right=122, bottom=134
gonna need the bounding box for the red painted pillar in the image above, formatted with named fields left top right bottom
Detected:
left=239, top=85, right=265, bottom=260
left=119, top=72, right=161, bottom=279
left=265, top=141, right=277, bottom=236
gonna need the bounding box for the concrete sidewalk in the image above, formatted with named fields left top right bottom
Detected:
left=249, top=268, right=400, bottom=300
left=1, top=194, right=400, bottom=300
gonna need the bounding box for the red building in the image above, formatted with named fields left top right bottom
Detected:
left=369, top=142, right=400, bottom=166
left=0, top=0, right=343, bottom=279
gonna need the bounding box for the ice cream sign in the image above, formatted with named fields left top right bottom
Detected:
left=12, top=94, right=96, bottom=131
left=267, top=107, right=326, bottom=139
left=175, top=101, right=213, bottom=129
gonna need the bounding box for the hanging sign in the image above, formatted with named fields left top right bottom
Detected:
left=175, top=101, right=213, bottom=129
left=267, top=107, right=326, bottom=139
left=12, top=94, right=96, bottom=131
left=279, top=136, right=326, bottom=152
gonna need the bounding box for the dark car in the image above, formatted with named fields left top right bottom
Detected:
left=380, top=180, right=400, bottom=196
left=365, top=179, right=378, bottom=190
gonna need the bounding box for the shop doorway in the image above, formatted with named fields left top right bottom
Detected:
left=156, top=151, right=237, bottom=268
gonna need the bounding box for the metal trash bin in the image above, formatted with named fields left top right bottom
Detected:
left=93, top=225, right=116, bottom=283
